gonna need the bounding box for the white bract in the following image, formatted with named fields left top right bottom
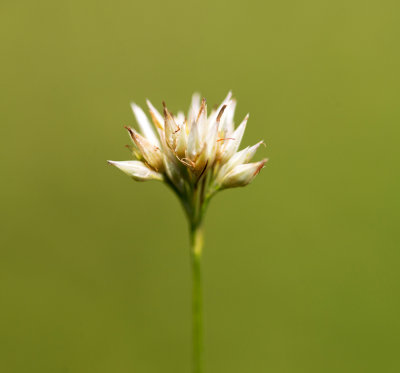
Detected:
left=108, top=92, right=267, bottom=206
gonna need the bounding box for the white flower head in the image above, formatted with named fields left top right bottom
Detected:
left=108, top=92, right=267, bottom=218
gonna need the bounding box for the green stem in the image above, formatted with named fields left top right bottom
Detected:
left=190, top=222, right=204, bottom=373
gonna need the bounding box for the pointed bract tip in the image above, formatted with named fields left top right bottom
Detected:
left=254, top=158, right=268, bottom=175
left=162, top=101, right=171, bottom=117
left=196, top=98, right=207, bottom=122
left=124, top=125, right=135, bottom=139
left=146, top=99, right=155, bottom=111
left=216, top=105, right=227, bottom=122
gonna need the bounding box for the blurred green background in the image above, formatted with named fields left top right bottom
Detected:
left=1, top=0, right=399, bottom=372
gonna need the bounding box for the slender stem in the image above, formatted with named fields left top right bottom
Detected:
left=190, top=222, right=204, bottom=373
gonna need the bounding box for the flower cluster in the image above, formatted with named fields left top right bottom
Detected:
left=108, top=92, right=267, bottom=209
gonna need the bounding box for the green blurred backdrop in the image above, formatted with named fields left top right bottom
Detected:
left=1, top=0, right=399, bottom=372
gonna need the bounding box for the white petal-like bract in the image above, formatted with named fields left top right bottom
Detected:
left=108, top=160, right=163, bottom=181
left=131, top=103, right=161, bottom=147
left=220, top=160, right=268, bottom=189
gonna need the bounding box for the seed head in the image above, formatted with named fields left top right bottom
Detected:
left=108, top=92, right=267, bottom=209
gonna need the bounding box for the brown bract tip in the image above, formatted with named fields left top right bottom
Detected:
left=163, top=102, right=173, bottom=119
left=254, top=159, right=268, bottom=176
left=124, top=125, right=135, bottom=139
left=216, top=105, right=227, bottom=123
left=196, top=98, right=207, bottom=122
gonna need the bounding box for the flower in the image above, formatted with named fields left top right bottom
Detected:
left=108, top=92, right=267, bottom=212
